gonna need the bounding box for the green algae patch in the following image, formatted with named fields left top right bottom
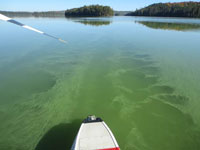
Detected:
left=150, top=85, right=175, bottom=95
left=1, top=17, right=200, bottom=150
left=128, top=99, right=200, bottom=150
left=159, top=94, right=189, bottom=105
left=0, top=70, right=56, bottom=104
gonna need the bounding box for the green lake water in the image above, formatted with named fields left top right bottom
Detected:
left=0, top=16, right=200, bottom=150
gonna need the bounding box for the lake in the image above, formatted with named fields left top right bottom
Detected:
left=0, top=16, right=200, bottom=150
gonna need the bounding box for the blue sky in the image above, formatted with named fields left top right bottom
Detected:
left=1, top=0, right=199, bottom=11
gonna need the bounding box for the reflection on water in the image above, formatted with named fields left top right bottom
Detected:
left=137, top=21, right=200, bottom=31
left=67, top=18, right=112, bottom=26
left=76, top=20, right=112, bottom=26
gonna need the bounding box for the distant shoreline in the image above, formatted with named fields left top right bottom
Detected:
left=0, top=11, right=132, bottom=18
left=126, top=2, right=200, bottom=18
left=1, top=2, right=200, bottom=18
left=1, top=11, right=200, bottom=19
left=0, top=11, right=66, bottom=18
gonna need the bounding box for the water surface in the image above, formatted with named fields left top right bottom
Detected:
left=0, top=16, right=200, bottom=150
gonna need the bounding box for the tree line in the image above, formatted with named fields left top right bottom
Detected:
left=0, top=11, right=65, bottom=18
left=65, top=5, right=114, bottom=17
left=127, top=2, right=200, bottom=18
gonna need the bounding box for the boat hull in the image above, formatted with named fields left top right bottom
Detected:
left=71, top=116, right=120, bottom=150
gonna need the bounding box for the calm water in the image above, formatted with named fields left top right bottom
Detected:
left=0, top=16, right=200, bottom=150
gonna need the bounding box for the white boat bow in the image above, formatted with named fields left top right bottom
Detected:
left=71, top=115, right=120, bottom=150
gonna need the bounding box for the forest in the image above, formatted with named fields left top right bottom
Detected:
left=0, top=11, right=65, bottom=17
left=65, top=5, right=114, bottom=17
left=127, top=2, right=200, bottom=18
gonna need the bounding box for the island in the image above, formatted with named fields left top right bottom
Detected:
left=65, top=5, right=114, bottom=17
left=127, top=2, right=200, bottom=18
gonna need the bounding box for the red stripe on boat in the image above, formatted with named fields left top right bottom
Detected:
left=97, top=148, right=120, bottom=150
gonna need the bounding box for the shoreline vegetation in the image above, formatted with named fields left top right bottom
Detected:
left=126, top=2, right=200, bottom=18
left=0, top=11, right=66, bottom=18
left=1, top=2, right=200, bottom=18
left=65, top=5, right=114, bottom=17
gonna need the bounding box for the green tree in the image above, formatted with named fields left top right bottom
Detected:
left=65, top=5, right=114, bottom=17
left=126, top=2, right=200, bottom=18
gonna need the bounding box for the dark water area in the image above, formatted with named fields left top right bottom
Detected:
left=35, top=119, right=81, bottom=150
left=0, top=16, right=200, bottom=150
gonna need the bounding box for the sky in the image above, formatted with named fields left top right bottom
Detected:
left=1, top=0, right=200, bottom=11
